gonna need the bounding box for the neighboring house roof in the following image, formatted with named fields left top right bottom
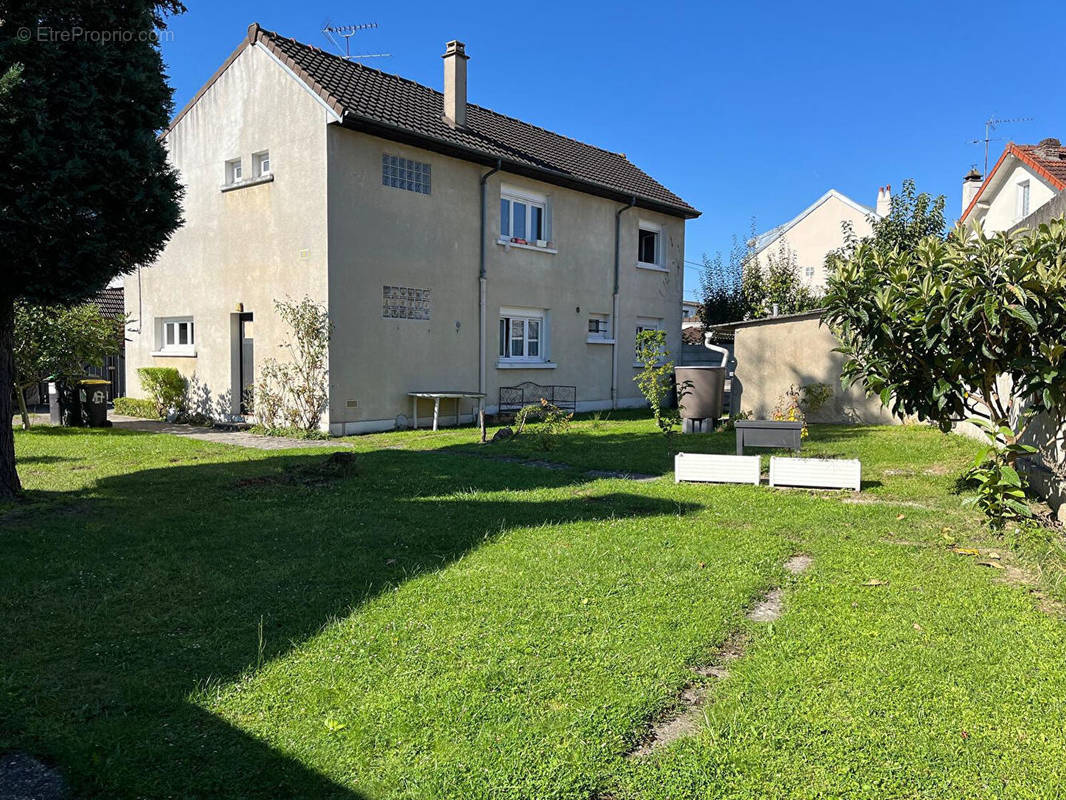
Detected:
left=169, top=23, right=699, bottom=219
left=681, top=326, right=706, bottom=345
left=94, top=287, right=124, bottom=318
left=961, top=140, right=1066, bottom=222
left=753, top=190, right=875, bottom=255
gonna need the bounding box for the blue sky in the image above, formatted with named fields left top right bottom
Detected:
left=160, top=0, right=1066, bottom=300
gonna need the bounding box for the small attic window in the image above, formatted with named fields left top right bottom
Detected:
left=253, top=151, right=271, bottom=177
left=225, top=158, right=242, bottom=185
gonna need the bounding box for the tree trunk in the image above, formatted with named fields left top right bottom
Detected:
left=15, top=383, right=31, bottom=430
left=0, top=294, right=23, bottom=499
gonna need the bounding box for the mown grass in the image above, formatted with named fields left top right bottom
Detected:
left=2, top=418, right=1065, bottom=798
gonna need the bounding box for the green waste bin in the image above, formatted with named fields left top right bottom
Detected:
left=79, top=379, right=112, bottom=427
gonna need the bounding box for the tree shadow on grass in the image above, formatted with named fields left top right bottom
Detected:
left=0, top=444, right=699, bottom=798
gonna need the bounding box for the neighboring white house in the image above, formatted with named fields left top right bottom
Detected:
left=750, top=187, right=887, bottom=291
left=125, top=24, right=699, bottom=434
left=681, top=299, right=701, bottom=330
left=960, top=138, right=1066, bottom=233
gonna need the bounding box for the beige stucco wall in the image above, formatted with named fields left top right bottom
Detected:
left=125, top=43, right=332, bottom=420
left=325, top=127, right=686, bottom=433
left=755, top=193, right=874, bottom=291
left=731, top=314, right=897, bottom=424
left=971, top=163, right=1058, bottom=233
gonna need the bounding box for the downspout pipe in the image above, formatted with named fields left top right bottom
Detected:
left=479, top=160, right=502, bottom=413
left=611, top=196, right=637, bottom=409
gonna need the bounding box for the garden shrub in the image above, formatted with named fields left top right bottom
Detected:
left=771, top=385, right=808, bottom=438
left=514, top=399, right=572, bottom=450
left=254, top=296, right=332, bottom=434
left=113, top=397, right=160, bottom=419
left=136, top=367, right=186, bottom=418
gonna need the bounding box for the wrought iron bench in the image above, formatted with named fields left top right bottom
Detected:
left=498, top=382, right=577, bottom=415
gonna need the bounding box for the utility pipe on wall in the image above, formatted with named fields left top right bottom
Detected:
left=478, top=160, right=502, bottom=436
left=611, top=196, right=636, bottom=409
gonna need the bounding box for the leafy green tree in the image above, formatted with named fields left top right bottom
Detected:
left=824, top=221, right=1066, bottom=526
left=827, top=179, right=947, bottom=273
left=0, top=1, right=184, bottom=498
left=13, top=302, right=121, bottom=429
left=634, top=329, right=680, bottom=436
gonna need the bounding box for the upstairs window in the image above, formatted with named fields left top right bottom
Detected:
left=500, top=186, right=551, bottom=246
left=382, top=154, right=431, bottom=194
left=638, top=221, right=663, bottom=267
left=253, top=151, right=271, bottom=177
left=1017, top=180, right=1031, bottom=220
left=225, top=158, right=242, bottom=185
left=804, top=266, right=816, bottom=279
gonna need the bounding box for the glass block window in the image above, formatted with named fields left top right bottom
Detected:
left=382, top=154, right=431, bottom=194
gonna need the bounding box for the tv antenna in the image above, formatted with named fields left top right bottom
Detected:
left=322, top=22, right=390, bottom=61
left=968, top=115, right=1034, bottom=174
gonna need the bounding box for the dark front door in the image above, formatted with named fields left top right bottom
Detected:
left=238, top=312, right=254, bottom=414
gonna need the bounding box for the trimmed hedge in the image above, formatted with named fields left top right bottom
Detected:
left=113, top=397, right=161, bottom=419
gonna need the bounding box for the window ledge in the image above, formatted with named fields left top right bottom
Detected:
left=151, top=350, right=197, bottom=358
left=496, top=360, right=557, bottom=369
left=220, top=174, right=274, bottom=193
left=587, top=337, right=615, bottom=345
left=497, top=238, right=558, bottom=255
left=636, top=262, right=669, bottom=272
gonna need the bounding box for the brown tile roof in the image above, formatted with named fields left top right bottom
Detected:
left=961, top=139, right=1066, bottom=221
left=94, top=286, right=124, bottom=318
left=1015, top=140, right=1066, bottom=188
left=246, top=25, right=698, bottom=218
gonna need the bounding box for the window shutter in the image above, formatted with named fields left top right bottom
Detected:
left=544, top=196, right=553, bottom=243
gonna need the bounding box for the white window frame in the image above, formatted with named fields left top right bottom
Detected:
left=637, top=220, right=665, bottom=270
left=587, top=312, right=613, bottom=343
left=1017, top=179, right=1031, bottom=220
left=804, top=266, right=816, bottom=279
left=225, top=158, right=243, bottom=185
left=253, top=150, right=271, bottom=177
left=634, top=316, right=664, bottom=366
left=500, top=185, right=549, bottom=246
left=498, top=307, right=551, bottom=365
left=154, top=316, right=196, bottom=357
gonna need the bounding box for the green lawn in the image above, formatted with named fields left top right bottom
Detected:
left=2, top=417, right=1065, bottom=798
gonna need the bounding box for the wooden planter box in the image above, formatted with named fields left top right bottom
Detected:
left=735, top=420, right=802, bottom=455
left=769, top=456, right=861, bottom=491
left=675, top=453, right=761, bottom=485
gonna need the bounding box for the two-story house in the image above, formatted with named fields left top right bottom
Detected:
left=749, top=187, right=887, bottom=291
left=960, top=138, right=1066, bottom=233
left=125, top=24, right=699, bottom=434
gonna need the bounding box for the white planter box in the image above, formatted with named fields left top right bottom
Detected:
left=769, top=457, right=861, bottom=491
left=674, top=453, right=760, bottom=485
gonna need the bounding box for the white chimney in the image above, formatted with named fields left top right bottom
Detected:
left=875, top=185, right=891, bottom=218
left=962, top=166, right=983, bottom=215
left=442, top=40, right=468, bottom=129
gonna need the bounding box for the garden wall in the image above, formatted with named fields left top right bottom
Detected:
left=730, top=311, right=897, bottom=424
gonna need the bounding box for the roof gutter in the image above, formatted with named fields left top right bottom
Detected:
left=611, top=196, right=636, bottom=409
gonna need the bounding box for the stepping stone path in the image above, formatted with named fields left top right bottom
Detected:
left=627, top=553, right=813, bottom=757
left=0, top=753, right=68, bottom=800
left=110, top=416, right=352, bottom=451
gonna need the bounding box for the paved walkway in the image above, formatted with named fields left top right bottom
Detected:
left=108, top=416, right=350, bottom=450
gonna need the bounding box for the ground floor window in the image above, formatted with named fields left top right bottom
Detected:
left=499, top=308, right=547, bottom=362
left=156, top=316, right=195, bottom=356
